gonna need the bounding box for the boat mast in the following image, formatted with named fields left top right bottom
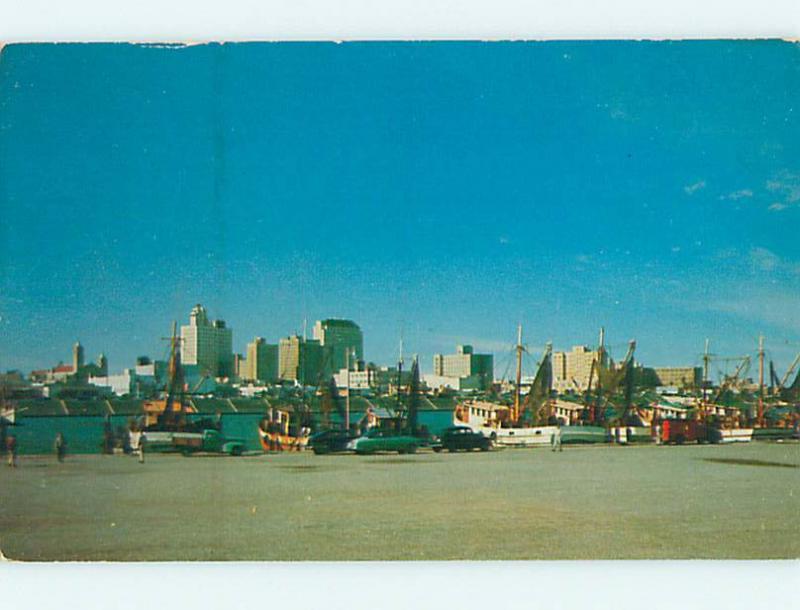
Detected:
left=702, top=338, right=710, bottom=411
left=758, top=334, right=765, bottom=426
left=594, top=327, right=605, bottom=423
left=163, top=321, right=184, bottom=424
left=513, top=324, right=523, bottom=424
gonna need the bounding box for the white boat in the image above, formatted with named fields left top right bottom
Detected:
left=711, top=427, right=754, bottom=443
left=454, top=400, right=557, bottom=448
left=140, top=429, right=205, bottom=451
left=608, top=425, right=656, bottom=444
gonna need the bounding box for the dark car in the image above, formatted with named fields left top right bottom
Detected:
left=308, top=429, right=357, bottom=455
left=432, top=426, right=493, bottom=452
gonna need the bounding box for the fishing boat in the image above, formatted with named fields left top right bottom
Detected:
left=257, top=408, right=310, bottom=452
left=753, top=341, right=800, bottom=440
left=565, top=328, right=652, bottom=444
left=696, top=340, right=753, bottom=444
left=453, top=327, right=558, bottom=448
left=138, top=322, right=244, bottom=455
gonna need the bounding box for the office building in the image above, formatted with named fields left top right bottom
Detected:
left=180, top=304, right=234, bottom=378
left=242, top=337, right=279, bottom=383
left=553, top=345, right=604, bottom=391
left=652, top=366, right=702, bottom=389
left=431, top=345, right=494, bottom=390
left=279, top=335, right=324, bottom=384
left=312, top=319, right=364, bottom=373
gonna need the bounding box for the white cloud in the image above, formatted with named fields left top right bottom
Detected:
left=683, top=180, right=706, bottom=195
left=719, top=189, right=753, bottom=200
left=745, top=247, right=800, bottom=276
left=748, top=247, right=780, bottom=272
left=703, top=292, right=800, bottom=335
left=766, top=170, right=800, bottom=207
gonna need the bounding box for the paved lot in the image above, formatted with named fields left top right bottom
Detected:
left=1, top=442, right=798, bottom=560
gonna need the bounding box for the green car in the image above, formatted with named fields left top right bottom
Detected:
left=347, top=428, right=420, bottom=455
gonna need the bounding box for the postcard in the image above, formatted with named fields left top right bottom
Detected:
left=1, top=40, right=798, bottom=561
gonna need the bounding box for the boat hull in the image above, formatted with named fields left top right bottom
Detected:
left=140, top=430, right=205, bottom=452
left=560, top=425, right=609, bottom=444
left=258, top=428, right=309, bottom=452
left=609, top=426, right=655, bottom=444
left=752, top=427, right=796, bottom=441
left=709, top=428, right=753, bottom=443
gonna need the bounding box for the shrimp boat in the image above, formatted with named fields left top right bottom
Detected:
left=563, top=328, right=651, bottom=444
left=454, top=327, right=557, bottom=448
left=697, top=340, right=753, bottom=444
left=257, top=407, right=311, bottom=452
left=138, top=322, right=232, bottom=453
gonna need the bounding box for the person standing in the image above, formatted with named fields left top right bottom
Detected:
left=54, top=432, right=67, bottom=463
left=551, top=425, right=562, bottom=452
left=138, top=432, right=146, bottom=464
left=6, top=434, right=17, bottom=467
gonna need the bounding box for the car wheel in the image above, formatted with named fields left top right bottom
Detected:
left=230, top=446, right=242, bottom=456
left=432, top=447, right=442, bottom=453
left=407, top=445, right=417, bottom=454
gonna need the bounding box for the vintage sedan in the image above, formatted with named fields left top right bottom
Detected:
left=347, top=428, right=420, bottom=455
left=432, top=426, right=493, bottom=452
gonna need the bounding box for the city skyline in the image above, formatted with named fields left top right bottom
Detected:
left=1, top=41, right=799, bottom=373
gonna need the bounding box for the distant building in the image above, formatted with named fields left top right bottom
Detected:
left=422, top=373, right=485, bottom=392
left=651, top=366, right=702, bottom=389
left=312, top=319, right=364, bottom=373
left=242, top=337, right=279, bottom=383
left=72, top=341, right=84, bottom=372
left=431, top=345, right=493, bottom=390
left=89, top=369, right=145, bottom=397
left=333, top=360, right=375, bottom=390
left=553, top=346, right=603, bottom=391
left=278, top=335, right=324, bottom=384
left=180, top=304, right=234, bottom=378
left=30, top=341, right=105, bottom=384
left=96, top=353, right=108, bottom=376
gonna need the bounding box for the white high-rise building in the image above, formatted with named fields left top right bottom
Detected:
left=180, top=304, right=234, bottom=378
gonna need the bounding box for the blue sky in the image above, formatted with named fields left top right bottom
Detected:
left=1, top=41, right=799, bottom=377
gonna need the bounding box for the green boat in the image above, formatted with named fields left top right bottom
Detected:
left=752, top=427, right=797, bottom=441
left=560, top=425, right=609, bottom=444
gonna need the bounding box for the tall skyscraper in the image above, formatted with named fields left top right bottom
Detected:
left=312, top=319, right=364, bottom=373
left=279, top=335, right=324, bottom=384
left=180, top=304, right=234, bottom=378
left=242, top=337, right=279, bottom=383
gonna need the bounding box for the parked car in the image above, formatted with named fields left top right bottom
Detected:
left=347, top=428, right=420, bottom=455
left=432, top=426, right=493, bottom=452
left=308, top=429, right=358, bottom=455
